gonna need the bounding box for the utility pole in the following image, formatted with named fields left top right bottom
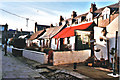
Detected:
left=115, top=31, right=118, bottom=73
left=26, top=18, right=29, bottom=27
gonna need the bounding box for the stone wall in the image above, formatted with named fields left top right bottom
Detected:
left=53, top=50, right=91, bottom=65
left=12, top=48, right=23, bottom=57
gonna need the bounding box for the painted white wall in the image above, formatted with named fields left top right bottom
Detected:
left=86, top=12, right=93, bottom=22
left=102, top=7, right=110, bottom=20
left=106, top=16, right=118, bottom=59
left=78, top=17, right=82, bottom=23
left=62, top=36, right=75, bottom=50
left=93, top=18, right=97, bottom=25
left=69, top=20, right=72, bottom=25
left=94, top=16, right=118, bottom=62
left=51, top=38, right=60, bottom=50
left=94, top=27, right=108, bottom=60
left=70, top=36, right=75, bottom=50
left=51, top=38, right=57, bottom=50
left=53, top=50, right=91, bottom=65
left=23, top=49, right=48, bottom=64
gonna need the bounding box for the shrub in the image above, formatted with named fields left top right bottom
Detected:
left=13, top=38, right=26, bottom=49
left=43, top=48, right=53, bottom=55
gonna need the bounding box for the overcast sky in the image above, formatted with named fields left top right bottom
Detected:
left=0, top=1, right=118, bottom=31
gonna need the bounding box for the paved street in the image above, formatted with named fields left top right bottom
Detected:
left=1, top=46, right=119, bottom=80
left=2, top=51, right=44, bottom=80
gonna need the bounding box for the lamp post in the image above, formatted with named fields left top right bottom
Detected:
left=110, top=48, right=116, bottom=75
left=4, top=23, right=8, bottom=56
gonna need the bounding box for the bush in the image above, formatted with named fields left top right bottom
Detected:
left=13, top=38, right=26, bottom=49
left=61, top=44, right=72, bottom=51
left=43, top=48, right=53, bottom=55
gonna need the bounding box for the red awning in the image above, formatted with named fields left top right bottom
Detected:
left=53, top=22, right=93, bottom=38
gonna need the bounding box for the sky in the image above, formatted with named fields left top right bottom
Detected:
left=0, top=1, right=118, bottom=31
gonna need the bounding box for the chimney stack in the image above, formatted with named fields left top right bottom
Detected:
left=59, top=15, right=64, bottom=26
left=35, top=22, right=37, bottom=33
left=71, top=11, right=77, bottom=18
left=60, top=15, right=64, bottom=22
left=50, top=24, right=53, bottom=27
left=90, top=2, right=97, bottom=13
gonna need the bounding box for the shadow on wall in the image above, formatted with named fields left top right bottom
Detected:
left=95, top=36, right=119, bottom=63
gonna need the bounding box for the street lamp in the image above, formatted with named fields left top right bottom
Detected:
left=110, top=48, right=116, bottom=75
left=4, top=23, right=8, bottom=56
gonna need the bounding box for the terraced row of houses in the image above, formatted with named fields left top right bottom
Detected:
left=2, top=2, right=118, bottom=66
left=25, top=2, right=119, bottom=62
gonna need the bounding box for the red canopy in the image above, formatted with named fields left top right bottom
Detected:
left=53, top=22, right=93, bottom=38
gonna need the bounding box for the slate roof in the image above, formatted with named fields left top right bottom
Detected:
left=28, top=30, right=45, bottom=40
left=38, top=25, right=66, bottom=39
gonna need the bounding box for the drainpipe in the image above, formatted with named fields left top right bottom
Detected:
left=107, top=39, right=110, bottom=64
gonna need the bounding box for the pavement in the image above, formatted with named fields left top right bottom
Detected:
left=1, top=47, right=119, bottom=80
left=16, top=56, right=119, bottom=80
left=2, top=51, right=45, bottom=80
left=52, top=63, right=119, bottom=80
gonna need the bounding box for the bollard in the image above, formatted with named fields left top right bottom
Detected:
left=73, top=63, right=77, bottom=71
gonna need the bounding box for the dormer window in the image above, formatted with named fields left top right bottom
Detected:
left=102, top=7, right=110, bottom=20
left=78, top=17, right=81, bottom=23
left=86, top=12, right=93, bottom=22
left=102, top=14, right=105, bottom=20
left=106, top=14, right=109, bottom=19
left=102, top=14, right=109, bottom=20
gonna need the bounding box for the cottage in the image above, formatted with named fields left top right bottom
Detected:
left=26, top=30, right=45, bottom=47
left=38, top=24, right=67, bottom=50
left=53, top=21, right=96, bottom=52
left=93, top=3, right=119, bottom=61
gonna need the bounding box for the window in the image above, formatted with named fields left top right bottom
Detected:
left=40, top=40, right=41, bottom=45
left=102, top=14, right=105, bottom=20
left=67, top=37, right=70, bottom=44
left=82, top=35, right=88, bottom=44
left=43, top=40, right=45, bottom=47
left=55, top=38, right=57, bottom=44
left=106, top=14, right=109, bottom=19
left=46, top=40, right=49, bottom=47
left=103, top=14, right=109, bottom=20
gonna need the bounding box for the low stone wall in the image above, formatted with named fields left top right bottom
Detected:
left=53, top=50, right=91, bottom=65
left=23, top=50, right=48, bottom=64
left=12, top=48, right=23, bottom=57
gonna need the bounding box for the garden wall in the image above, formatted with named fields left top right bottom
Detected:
left=53, top=50, right=91, bottom=65
left=23, top=50, right=48, bottom=64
